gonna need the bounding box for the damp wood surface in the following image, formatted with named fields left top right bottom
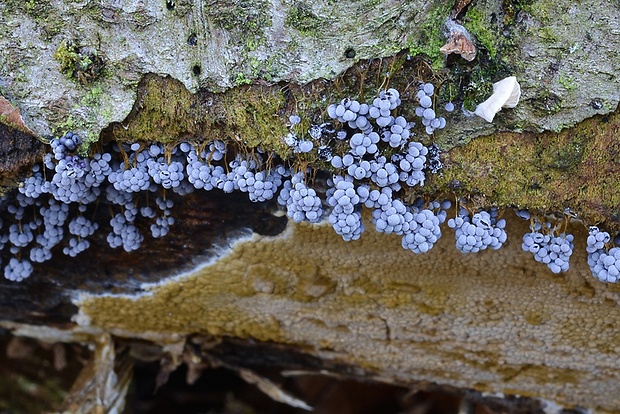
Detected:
left=76, top=213, right=620, bottom=412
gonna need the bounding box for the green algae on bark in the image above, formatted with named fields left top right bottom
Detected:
left=425, top=110, right=620, bottom=230
left=103, top=54, right=437, bottom=160
left=96, top=44, right=620, bottom=229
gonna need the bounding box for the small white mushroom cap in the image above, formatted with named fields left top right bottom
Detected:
left=474, top=76, right=521, bottom=123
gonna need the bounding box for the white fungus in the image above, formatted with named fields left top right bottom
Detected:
left=474, top=76, right=521, bottom=123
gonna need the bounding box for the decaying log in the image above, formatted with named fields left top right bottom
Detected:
left=2, top=208, right=619, bottom=411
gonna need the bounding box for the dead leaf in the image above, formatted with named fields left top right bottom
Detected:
left=441, top=19, right=477, bottom=61
left=238, top=368, right=313, bottom=411
left=440, top=31, right=477, bottom=61
left=60, top=334, right=133, bottom=414
left=0, top=96, right=33, bottom=134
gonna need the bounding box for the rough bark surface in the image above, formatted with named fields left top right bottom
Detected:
left=1, top=0, right=619, bottom=141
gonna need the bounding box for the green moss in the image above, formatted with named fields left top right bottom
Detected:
left=53, top=40, right=104, bottom=85
left=108, top=75, right=292, bottom=158
left=465, top=6, right=498, bottom=58
left=285, top=2, right=326, bottom=36
left=548, top=135, right=585, bottom=170
left=406, top=2, right=451, bottom=70
left=558, top=74, right=576, bottom=92
left=221, top=86, right=289, bottom=154
left=425, top=110, right=620, bottom=227
left=234, top=73, right=253, bottom=86
left=53, top=40, right=80, bottom=75
left=107, top=76, right=197, bottom=145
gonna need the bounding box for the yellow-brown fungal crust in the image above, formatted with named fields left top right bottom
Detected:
left=76, top=214, right=620, bottom=411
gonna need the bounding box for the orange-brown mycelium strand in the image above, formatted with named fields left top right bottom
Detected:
left=76, top=214, right=620, bottom=411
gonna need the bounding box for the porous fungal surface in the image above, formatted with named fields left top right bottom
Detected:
left=75, top=215, right=620, bottom=411
left=1, top=0, right=620, bottom=140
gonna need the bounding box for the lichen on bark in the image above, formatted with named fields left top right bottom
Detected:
left=1, top=0, right=619, bottom=141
